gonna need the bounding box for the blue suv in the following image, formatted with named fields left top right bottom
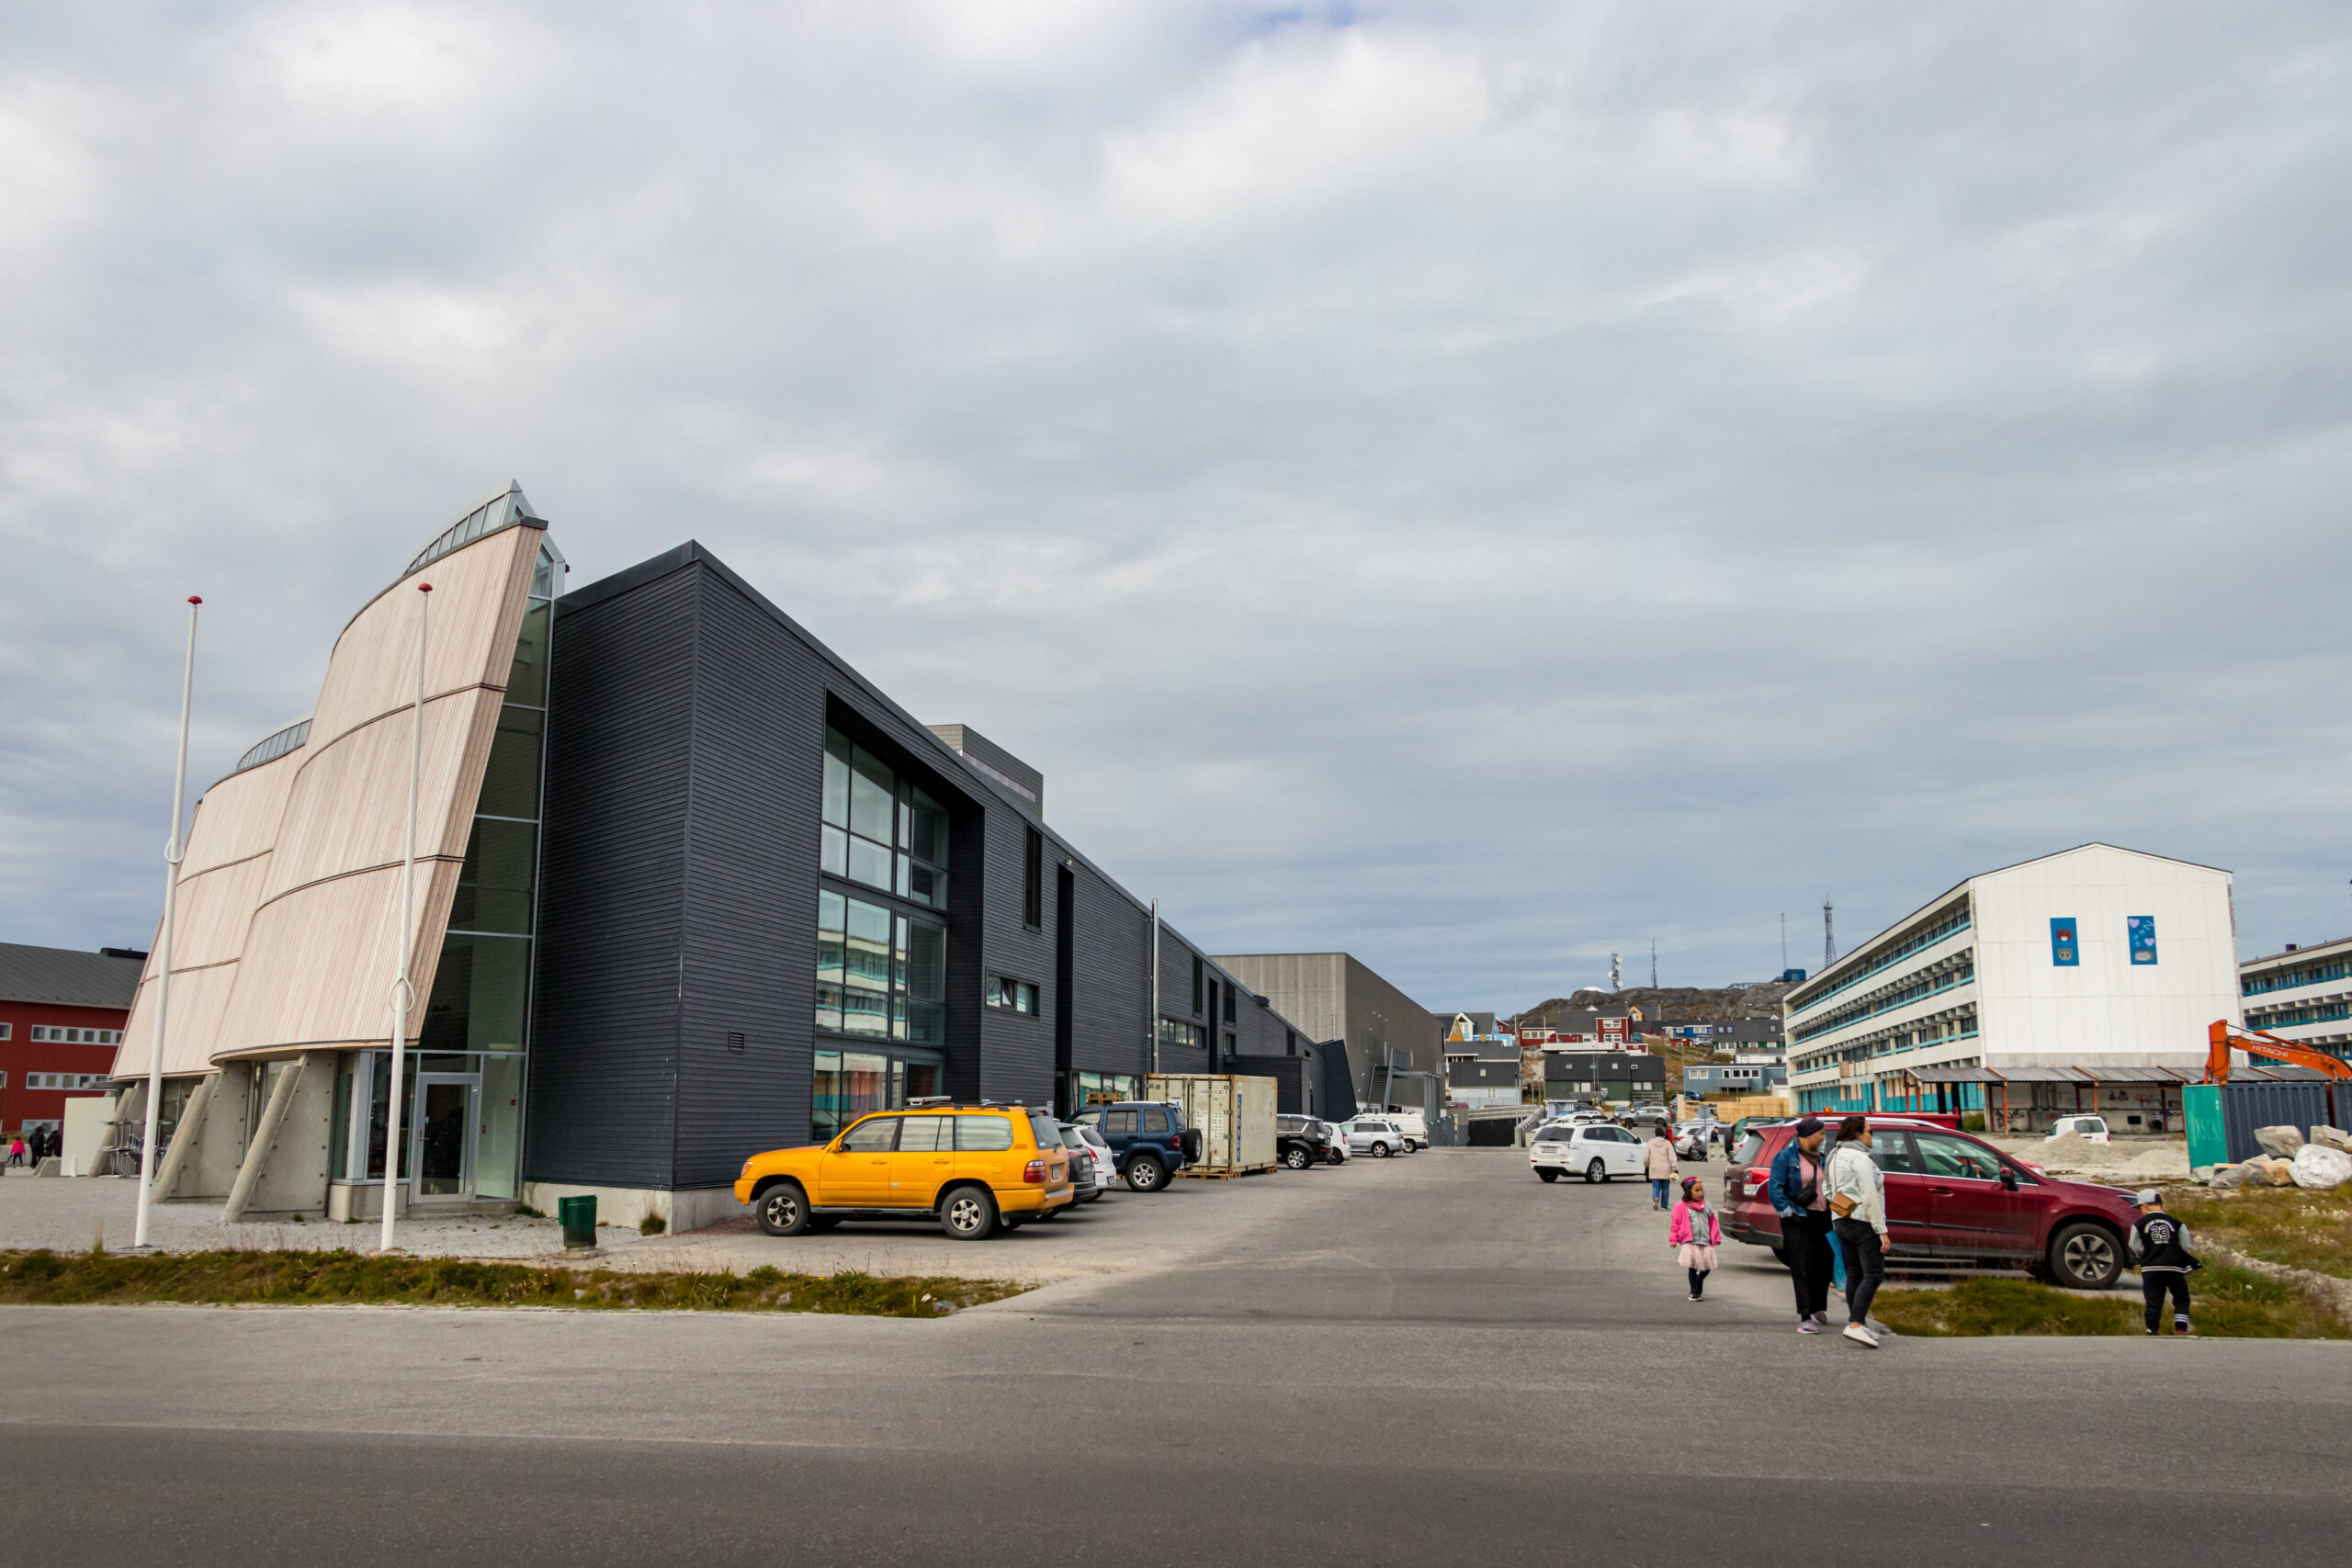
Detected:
left=1071, top=1100, right=1201, bottom=1191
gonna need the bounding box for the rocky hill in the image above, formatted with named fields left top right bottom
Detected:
left=1510, top=982, right=1792, bottom=1030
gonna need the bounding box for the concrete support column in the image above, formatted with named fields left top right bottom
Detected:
left=146, top=1073, right=216, bottom=1201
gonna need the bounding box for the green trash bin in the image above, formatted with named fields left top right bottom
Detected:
left=558, top=1194, right=597, bottom=1249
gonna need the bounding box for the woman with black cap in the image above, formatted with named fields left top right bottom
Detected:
left=1769, top=1115, right=1835, bottom=1333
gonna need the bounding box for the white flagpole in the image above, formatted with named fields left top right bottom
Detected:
left=379, top=581, right=431, bottom=1254
left=133, top=596, right=201, bottom=1249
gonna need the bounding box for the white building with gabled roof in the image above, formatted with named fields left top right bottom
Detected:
left=1783, top=844, right=2243, bottom=1133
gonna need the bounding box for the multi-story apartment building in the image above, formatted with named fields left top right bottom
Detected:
left=1783, top=844, right=2243, bottom=1131
left=0, top=945, right=143, bottom=1137
left=2239, top=935, right=2352, bottom=1059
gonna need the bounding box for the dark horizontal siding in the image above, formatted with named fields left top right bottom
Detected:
left=528, top=563, right=695, bottom=1189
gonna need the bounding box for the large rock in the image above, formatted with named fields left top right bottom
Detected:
left=2256, top=1125, right=2306, bottom=1159
left=2310, top=1124, right=2352, bottom=1155
left=2290, top=1145, right=2352, bottom=1190
left=2261, top=1156, right=2301, bottom=1187
left=2209, top=1162, right=2257, bottom=1189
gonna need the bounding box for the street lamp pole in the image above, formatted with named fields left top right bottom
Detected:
left=133, top=595, right=201, bottom=1250
left=379, top=582, right=430, bottom=1255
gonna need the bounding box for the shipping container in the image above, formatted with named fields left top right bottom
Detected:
left=1148, top=1073, right=1277, bottom=1176
left=2182, top=1081, right=2343, bottom=1168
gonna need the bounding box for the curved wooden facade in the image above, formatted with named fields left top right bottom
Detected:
left=117, top=489, right=546, bottom=1076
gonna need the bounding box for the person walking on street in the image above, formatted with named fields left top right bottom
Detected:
left=2128, top=1188, right=2196, bottom=1336
left=6, top=1134, right=25, bottom=1170
left=1770, top=1115, right=1836, bottom=1334
left=1644, top=1126, right=1679, bottom=1209
left=1670, top=1176, right=1723, bottom=1300
left=1826, top=1113, right=1888, bottom=1348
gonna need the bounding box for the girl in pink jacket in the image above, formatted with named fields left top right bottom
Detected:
left=1669, top=1176, right=1723, bottom=1301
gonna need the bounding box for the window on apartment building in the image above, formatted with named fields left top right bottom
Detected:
left=1193, top=956, right=1204, bottom=1015
left=0, top=1023, right=10, bottom=1039
left=1223, top=987, right=1236, bottom=1025
left=29, top=1026, right=119, bottom=1044
left=1023, top=827, right=1044, bottom=929
left=1159, top=1018, right=1206, bottom=1053
left=817, top=890, right=945, bottom=1044
left=1285, top=1029, right=1296, bottom=1056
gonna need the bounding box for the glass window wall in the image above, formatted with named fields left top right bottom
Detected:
left=820, top=725, right=947, bottom=909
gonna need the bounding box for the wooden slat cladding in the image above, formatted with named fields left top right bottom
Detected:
left=219, top=523, right=541, bottom=1055
left=527, top=557, right=696, bottom=1189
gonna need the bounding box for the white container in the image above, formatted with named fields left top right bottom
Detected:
left=1148, top=1073, right=1278, bottom=1175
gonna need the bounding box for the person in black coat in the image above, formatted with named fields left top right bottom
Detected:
left=2128, top=1188, right=2196, bottom=1336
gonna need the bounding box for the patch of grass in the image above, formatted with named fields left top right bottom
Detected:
left=512, top=1204, right=545, bottom=1219
left=639, top=1214, right=666, bottom=1235
left=2167, top=1186, right=2352, bottom=1279
left=1872, top=1269, right=2348, bottom=1339
left=0, top=1249, right=1027, bottom=1317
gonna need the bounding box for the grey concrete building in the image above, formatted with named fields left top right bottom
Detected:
left=1212, top=953, right=1443, bottom=1121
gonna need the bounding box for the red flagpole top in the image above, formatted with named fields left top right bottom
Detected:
left=187, top=595, right=202, bottom=605
left=418, top=582, right=433, bottom=593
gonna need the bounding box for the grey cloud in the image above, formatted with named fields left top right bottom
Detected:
left=3, top=1, right=2348, bottom=1008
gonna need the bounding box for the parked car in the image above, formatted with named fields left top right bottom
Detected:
left=1339, top=1116, right=1408, bottom=1158
left=736, top=1104, right=1074, bottom=1240
left=1721, top=1114, right=2142, bottom=1290
left=1058, top=1122, right=1114, bottom=1202
left=1274, top=1114, right=1329, bottom=1170
left=1366, top=1109, right=1429, bottom=1151
left=2046, top=1115, right=2111, bottom=1144
left=1070, top=1100, right=1201, bottom=1191
left=1531, top=1122, right=1648, bottom=1183
left=1673, top=1120, right=1715, bottom=1160
left=1316, top=1120, right=1351, bottom=1163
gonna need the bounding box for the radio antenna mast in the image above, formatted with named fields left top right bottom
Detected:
left=1823, top=900, right=1836, bottom=968
left=1610, top=952, right=1622, bottom=993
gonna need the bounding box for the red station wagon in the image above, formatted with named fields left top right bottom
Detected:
left=1723, top=1116, right=2144, bottom=1290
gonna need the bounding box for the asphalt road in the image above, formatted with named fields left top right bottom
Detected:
left=5, top=1147, right=2347, bottom=1565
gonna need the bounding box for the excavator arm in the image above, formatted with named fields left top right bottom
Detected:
left=2207, top=1019, right=2352, bottom=1084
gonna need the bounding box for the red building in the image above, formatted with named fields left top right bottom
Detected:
left=0, top=944, right=144, bottom=1138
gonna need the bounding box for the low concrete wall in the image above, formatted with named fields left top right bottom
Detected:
left=521, top=1181, right=745, bottom=1235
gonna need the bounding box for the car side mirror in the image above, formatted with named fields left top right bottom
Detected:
left=2000, top=1168, right=2018, bottom=1191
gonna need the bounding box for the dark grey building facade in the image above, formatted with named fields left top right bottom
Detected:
left=526, top=542, right=1323, bottom=1209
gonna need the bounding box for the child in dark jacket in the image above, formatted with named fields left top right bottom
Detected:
left=1669, top=1177, right=1724, bottom=1301
left=2128, top=1188, right=2196, bottom=1336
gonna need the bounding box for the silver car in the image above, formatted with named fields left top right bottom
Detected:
left=1341, top=1117, right=1407, bottom=1158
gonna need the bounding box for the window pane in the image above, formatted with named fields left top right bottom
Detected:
left=956, top=1115, right=1013, bottom=1152
left=907, top=920, right=945, bottom=1002
left=505, top=600, right=550, bottom=707
left=1915, top=1132, right=2002, bottom=1181
left=478, top=706, right=545, bottom=818
left=1865, top=1131, right=1919, bottom=1175
left=1142, top=1107, right=1169, bottom=1134
left=419, top=931, right=531, bottom=1054
left=903, top=1062, right=940, bottom=1100
left=449, top=818, right=537, bottom=934
left=840, top=1116, right=898, bottom=1152
left=843, top=1053, right=888, bottom=1118
left=822, top=734, right=851, bottom=829
left=909, top=789, right=948, bottom=867
left=842, top=987, right=889, bottom=1035
left=813, top=1051, right=842, bottom=1141
left=821, top=825, right=848, bottom=877
left=847, top=834, right=891, bottom=891
left=898, top=1114, right=953, bottom=1152
left=906, top=863, right=945, bottom=908
left=894, top=916, right=909, bottom=991
left=819, top=890, right=845, bottom=934
left=905, top=1000, right=945, bottom=1046
left=814, top=983, right=842, bottom=1032
left=1105, top=1110, right=1136, bottom=1134
left=849, top=746, right=894, bottom=841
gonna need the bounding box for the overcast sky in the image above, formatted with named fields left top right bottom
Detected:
left=5, top=2, right=2348, bottom=1013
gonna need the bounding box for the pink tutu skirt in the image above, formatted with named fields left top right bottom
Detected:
left=1677, top=1242, right=1718, bottom=1272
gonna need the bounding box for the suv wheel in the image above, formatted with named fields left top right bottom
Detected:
left=1283, top=1145, right=1311, bottom=1170
left=1585, top=1159, right=1606, bottom=1184
left=1403, top=1138, right=1419, bottom=1153
left=939, top=1184, right=998, bottom=1240
left=1536, top=1168, right=1559, bottom=1184
left=1372, top=1141, right=1393, bottom=1158
left=2048, top=1222, right=2123, bottom=1290
left=755, top=1181, right=811, bottom=1236
left=1125, top=1155, right=1167, bottom=1192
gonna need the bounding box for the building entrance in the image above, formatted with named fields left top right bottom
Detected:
left=412, top=1074, right=479, bottom=1200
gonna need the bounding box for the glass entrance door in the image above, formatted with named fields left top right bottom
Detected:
left=411, top=1075, right=479, bottom=1200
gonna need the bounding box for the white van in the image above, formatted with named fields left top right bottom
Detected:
left=1370, top=1109, right=1428, bottom=1151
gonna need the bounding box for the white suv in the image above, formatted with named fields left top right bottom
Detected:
left=1530, top=1122, right=1648, bottom=1184
left=1341, top=1118, right=1408, bottom=1158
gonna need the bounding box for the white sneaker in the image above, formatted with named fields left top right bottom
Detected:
left=1842, top=1322, right=1880, bottom=1348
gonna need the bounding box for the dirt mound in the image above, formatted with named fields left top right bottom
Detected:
left=2029, top=1134, right=2188, bottom=1179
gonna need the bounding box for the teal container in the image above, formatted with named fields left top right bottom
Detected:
left=2182, top=1085, right=2227, bottom=1170
left=557, top=1193, right=597, bottom=1248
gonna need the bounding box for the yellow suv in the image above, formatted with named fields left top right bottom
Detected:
left=736, top=1104, right=1073, bottom=1241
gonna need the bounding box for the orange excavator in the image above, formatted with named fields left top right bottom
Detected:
left=2206, top=1019, right=2352, bottom=1084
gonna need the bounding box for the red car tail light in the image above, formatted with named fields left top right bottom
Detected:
left=1023, top=1160, right=1046, bottom=1184
left=1745, top=1168, right=1770, bottom=1198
